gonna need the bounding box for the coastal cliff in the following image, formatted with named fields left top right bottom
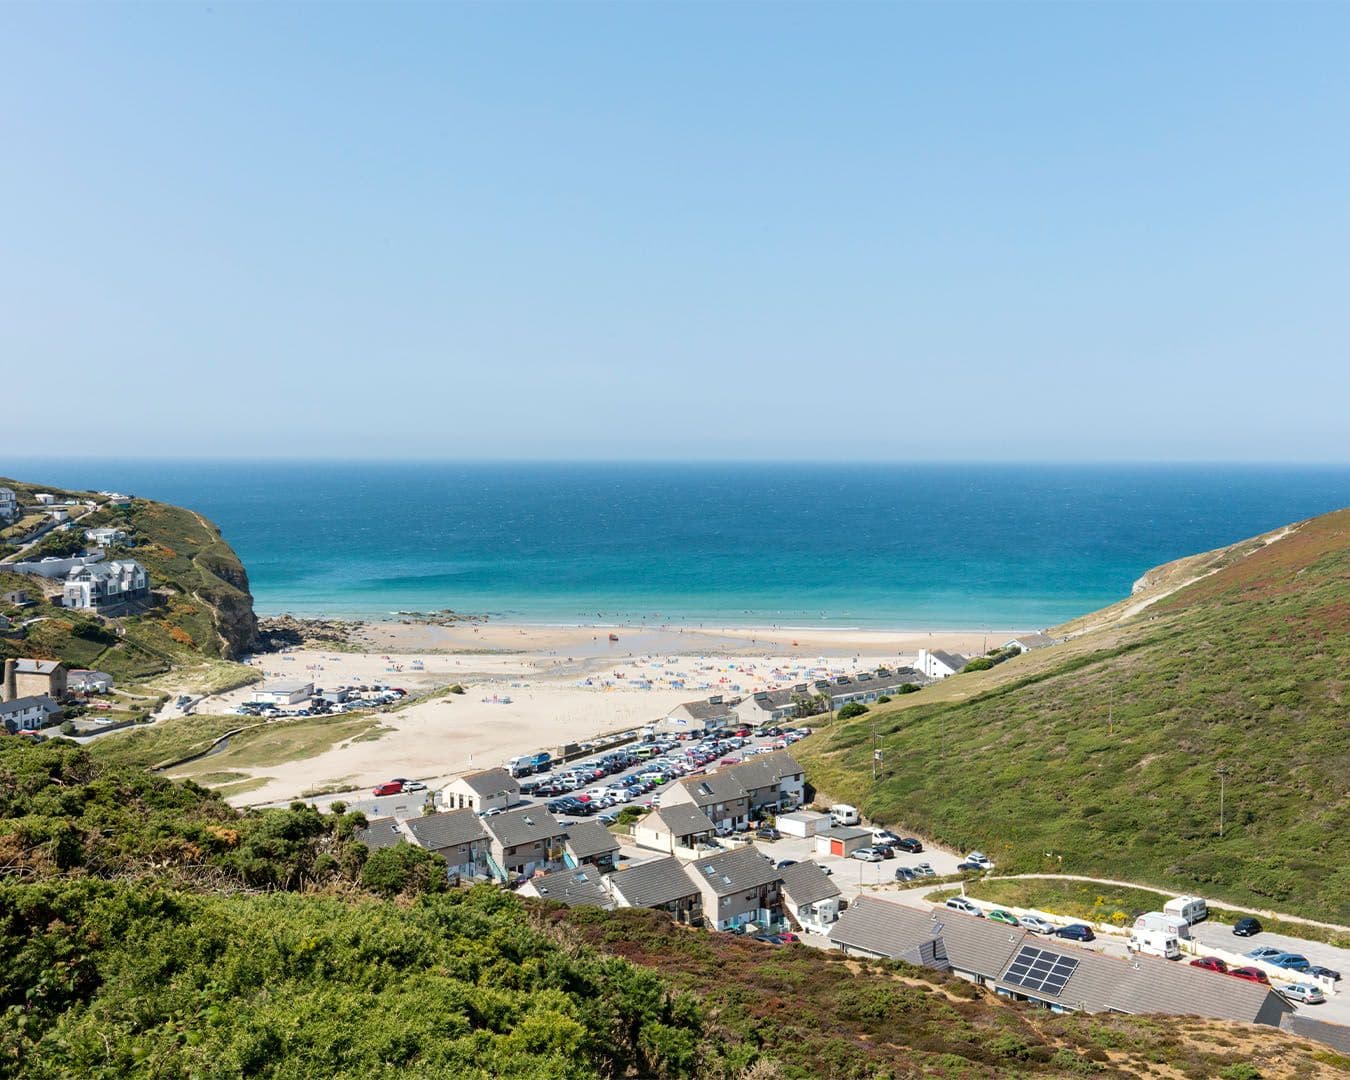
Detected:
left=0, top=477, right=259, bottom=677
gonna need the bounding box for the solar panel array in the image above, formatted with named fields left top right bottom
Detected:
left=1001, top=946, right=1079, bottom=997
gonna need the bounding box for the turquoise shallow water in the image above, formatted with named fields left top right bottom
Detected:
left=9, top=461, right=1350, bottom=628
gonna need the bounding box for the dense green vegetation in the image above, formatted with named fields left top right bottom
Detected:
left=0, top=475, right=259, bottom=688
left=3, top=739, right=1337, bottom=1078
left=800, top=510, right=1350, bottom=921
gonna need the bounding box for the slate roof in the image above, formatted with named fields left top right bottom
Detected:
left=355, top=816, right=407, bottom=851
left=607, top=856, right=699, bottom=908
left=689, top=845, right=782, bottom=898
left=450, top=768, right=518, bottom=797
left=928, top=650, right=968, bottom=672
left=727, top=749, right=803, bottom=791
left=14, top=659, right=63, bottom=675
left=648, top=804, right=716, bottom=838
left=677, top=772, right=748, bottom=807
left=523, top=867, right=614, bottom=909
left=1006, top=632, right=1055, bottom=650
left=563, top=820, right=620, bottom=859
left=403, top=809, right=487, bottom=851
left=740, top=670, right=927, bottom=710
left=672, top=699, right=737, bottom=721
left=778, top=860, right=841, bottom=907
left=484, top=807, right=567, bottom=848
left=829, top=897, right=1290, bottom=1026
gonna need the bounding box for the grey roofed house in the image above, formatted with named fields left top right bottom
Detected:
left=930, top=650, right=967, bottom=671
left=689, top=845, right=782, bottom=898
left=676, top=771, right=749, bottom=807
left=355, top=816, right=407, bottom=851
left=672, top=698, right=737, bottom=722
left=521, top=866, right=615, bottom=909
left=829, top=897, right=1292, bottom=1028
left=562, top=819, right=621, bottom=860
left=606, top=856, right=699, bottom=908
left=403, top=809, right=488, bottom=852
left=15, top=659, right=63, bottom=676
left=777, top=860, right=841, bottom=907
left=1004, top=632, right=1056, bottom=652
left=454, top=767, right=517, bottom=797
left=483, top=806, right=567, bottom=848
left=650, top=803, right=717, bottom=837
left=727, top=749, right=802, bottom=790
left=815, top=825, right=872, bottom=842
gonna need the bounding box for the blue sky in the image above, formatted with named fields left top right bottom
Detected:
left=3, top=3, right=1348, bottom=461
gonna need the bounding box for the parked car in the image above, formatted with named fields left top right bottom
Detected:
left=1229, top=966, right=1270, bottom=984
left=1190, top=956, right=1229, bottom=973
left=775, top=859, right=797, bottom=870
left=893, top=838, right=923, bottom=853
left=912, top=862, right=937, bottom=877
left=1306, top=965, right=1342, bottom=982
left=1054, top=924, right=1095, bottom=942
left=987, top=910, right=1020, bottom=927
left=852, top=847, right=883, bottom=862
left=894, top=866, right=917, bottom=882
left=1246, top=946, right=1285, bottom=961
left=777, top=931, right=800, bottom=943
left=963, top=851, right=994, bottom=870
left=1020, top=915, right=1056, bottom=935
left=945, top=897, right=984, bottom=917
left=756, top=827, right=781, bottom=841
left=1283, top=983, right=1326, bottom=1005
left=956, top=860, right=983, bottom=872
left=372, top=781, right=404, bottom=796
left=1270, top=954, right=1311, bottom=973
left=1233, top=917, right=1263, bottom=937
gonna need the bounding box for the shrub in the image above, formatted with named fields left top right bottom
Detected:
left=836, top=702, right=869, bottom=720
left=961, top=657, right=995, bottom=672
left=876, top=695, right=892, bottom=704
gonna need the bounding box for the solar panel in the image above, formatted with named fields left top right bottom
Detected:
left=1001, top=946, right=1080, bottom=997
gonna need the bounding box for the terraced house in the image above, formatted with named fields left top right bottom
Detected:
left=727, top=749, right=805, bottom=813
left=604, top=855, right=702, bottom=924
left=661, top=771, right=750, bottom=834
left=688, top=846, right=784, bottom=932
left=483, top=807, right=568, bottom=880
left=403, top=810, right=491, bottom=881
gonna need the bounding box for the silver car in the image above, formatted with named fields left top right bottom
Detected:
left=1019, top=915, right=1057, bottom=935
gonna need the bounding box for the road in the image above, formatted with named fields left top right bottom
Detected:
left=0, top=503, right=99, bottom=563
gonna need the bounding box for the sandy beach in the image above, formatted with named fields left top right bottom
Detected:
left=178, top=621, right=1028, bottom=807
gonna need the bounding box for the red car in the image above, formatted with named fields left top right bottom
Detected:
left=734, top=729, right=751, bottom=737
left=777, top=931, right=801, bottom=943
left=1228, top=966, right=1270, bottom=984
left=372, top=781, right=404, bottom=796
left=1190, top=956, right=1228, bottom=973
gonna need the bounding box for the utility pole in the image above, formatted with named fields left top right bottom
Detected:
left=1217, top=764, right=1230, bottom=838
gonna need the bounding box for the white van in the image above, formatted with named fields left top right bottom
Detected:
left=1128, top=928, right=1181, bottom=960
left=830, top=804, right=860, bottom=826
left=1134, top=911, right=1191, bottom=940
left=1162, top=896, right=1208, bottom=925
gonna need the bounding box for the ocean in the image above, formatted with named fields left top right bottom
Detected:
left=8, top=461, right=1349, bottom=628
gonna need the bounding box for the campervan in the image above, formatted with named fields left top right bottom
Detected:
left=1162, top=896, right=1208, bottom=925
left=1134, top=912, right=1191, bottom=940
left=1128, top=928, right=1181, bottom=960
left=830, top=804, right=860, bottom=826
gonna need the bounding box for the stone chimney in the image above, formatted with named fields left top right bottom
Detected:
left=2, top=658, right=15, bottom=703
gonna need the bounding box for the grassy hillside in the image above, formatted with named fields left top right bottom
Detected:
left=1, top=739, right=1339, bottom=1079
left=799, top=510, right=1350, bottom=921
left=0, top=475, right=258, bottom=687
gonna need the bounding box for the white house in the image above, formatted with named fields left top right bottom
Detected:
left=68, top=670, right=114, bottom=694
left=63, top=560, right=150, bottom=611
left=253, top=680, right=314, bottom=705
left=441, top=768, right=519, bottom=814
left=85, top=527, right=130, bottom=548
left=48, top=508, right=70, bottom=524
left=0, top=487, right=17, bottom=524
left=34, top=493, right=56, bottom=506
left=0, top=694, right=60, bottom=733
left=917, top=648, right=968, bottom=679
left=779, top=860, right=842, bottom=933
left=1003, top=633, right=1056, bottom=653
left=657, top=695, right=738, bottom=735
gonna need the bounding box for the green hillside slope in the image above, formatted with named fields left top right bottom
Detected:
left=1, top=739, right=1339, bottom=1079
left=799, top=510, right=1350, bottom=921
left=0, top=476, right=258, bottom=686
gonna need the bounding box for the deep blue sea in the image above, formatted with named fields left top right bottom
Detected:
left=8, top=461, right=1349, bottom=628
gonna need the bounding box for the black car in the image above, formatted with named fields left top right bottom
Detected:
left=894, top=837, right=923, bottom=854
left=1233, top=917, right=1263, bottom=937
left=776, top=859, right=798, bottom=870
left=1054, top=924, right=1095, bottom=942
left=1307, top=965, right=1342, bottom=982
